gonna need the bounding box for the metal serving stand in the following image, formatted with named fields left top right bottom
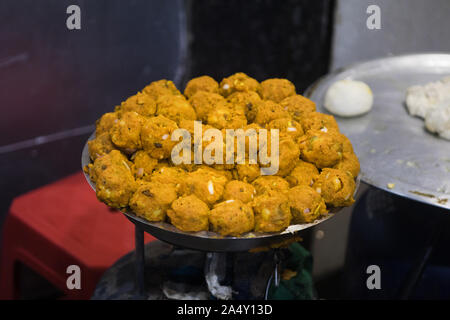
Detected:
left=305, top=53, right=450, bottom=298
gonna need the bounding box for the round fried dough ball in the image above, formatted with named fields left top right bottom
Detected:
left=299, top=130, right=343, bottom=168
left=287, top=186, right=327, bottom=223
left=254, top=100, right=291, bottom=126
left=186, top=167, right=228, bottom=205
left=259, top=78, right=296, bottom=103
left=227, top=91, right=262, bottom=120
left=252, top=176, right=289, bottom=195
left=129, top=181, right=177, bottom=221
left=252, top=191, right=291, bottom=233
left=300, top=112, right=339, bottom=133
left=167, top=195, right=209, bottom=232
left=95, top=112, right=118, bottom=135
left=280, top=95, right=316, bottom=122
left=117, top=91, right=157, bottom=117
left=235, top=163, right=261, bottom=183
left=285, top=160, right=319, bottom=187
left=141, top=115, right=179, bottom=160
left=131, top=150, right=158, bottom=181
left=142, top=79, right=181, bottom=100
left=88, top=132, right=115, bottom=161
left=150, top=166, right=188, bottom=195
left=156, top=95, right=196, bottom=125
left=333, top=151, right=360, bottom=178
left=273, top=137, right=301, bottom=177
left=267, top=118, right=304, bottom=142
left=219, top=72, right=260, bottom=97
left=223, top=180, right=256, bottom=204
left=210, top=199, right=255, bottom=236
left=313, top=168, right=356, bottom=207
left=184, top=75, right=219, bottom=98
left=207, top=104, right=247, bottom=129
left=110, top=111, right=144, bottom=151
left=189, top=91, right=228, bottom=122
left=91, top=150, right=136, bottom=208
left=330, top=131, right=354, bottom=153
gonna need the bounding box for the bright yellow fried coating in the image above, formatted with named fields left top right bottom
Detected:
left=142, top=79, right=181, bottom=100
left=252, top=191, right=291, bottom=232
left=287, top=186, right=327, bottom=223
left=223, top=180, right=256, bottom=204
left=259, top=78, right=296, bottom=103
left=129, top=181, right=177, bottom=221
left=141, top=115, right=179, bottom=160
left=210, top=199, right=255, bottom=236
left=298, top=130, right=343, bottom=168
left=285, top=160, right=319, bottom=187
left=167, top=195, right=209, bottom=232
left=156, top=95, right=196, bottom=125
left=88, top=132, right=115, bottom=161
left=116, top=91, right=156, bottom=117
left=219, top=72, right=260, bottom=97
left=313, top=168, right=356, bottom=207
left=184, top=75, right=219, bottom=98
left=280, top=94, right=316, bottom=122
left=88, top=75, right=359, bottom=235
left=110, top=111, right=144, bottom=151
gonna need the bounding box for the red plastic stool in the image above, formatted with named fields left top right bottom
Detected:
left=0, top=172, right=153, bottom=299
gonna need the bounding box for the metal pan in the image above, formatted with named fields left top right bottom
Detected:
left=305, top=53, right=450, bottom=211
left=82, top=131, right=359, bottom=252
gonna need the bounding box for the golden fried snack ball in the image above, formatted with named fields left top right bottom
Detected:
left=142, top=79, right=181, bottom=101
left=219, top=72, right=260, bottom=97
left=156, top=95, right=197, bottom=125
left=223, top=180, right=256, bottom=204
left=117, top=91, right=157, bottom=117
left=313, top=168, right=356, bottom=207
left=91, top=150, right=136, bottom=208
left=333, top=151, right=360, bottom=178
left=210, top=200, right=255, bottom=236
left=167, top=195, right=209, bottom=232
left=207, top=105, right=247, bottom=130
left=254, top=100, right=291, bottom=126
left=299, top=130, right=343, bottom=168
left=331, top=131, right=354, bottom=153
left=267, top=118, right=304, bottom=142
left=227, top=91, right=262, bottom=120
left=235, top=163, right=261, bottom=183
left=252, top=176, right=290, bottom=195
left=274, top=138, right=301, bottom=177
left=186, top=167, right=228, bottom=205
left=88, top=132, right=115, bottom=161
left=252, top=191, right=291, bottom=232
left=259, top=78, right=296, bottom=103
left=285, top=160, right=319, bottom=187
left=287, top=186, right=327, bottom=223
left=131, top=150, right=158, bottom=181
left=141, top=115, right=179, bottom=160
left=95, top=112, right=118, bottom=135
left=189, top=91, right=228, bottom=122
left=110, top=111, right=144, bottom=151
left=280, top=94, right=316, bottom=122
left=150, top=166, right=188, bottom=195
left=300, top=112, right=339, bottom=133
left=129, top=181, right=177, bottom=221
left=184, top=75, right=219, bottom=98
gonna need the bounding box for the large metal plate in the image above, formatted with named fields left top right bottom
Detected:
left=81, top=132, right=359, bottom=252
left=305, top=53, right=450, bottom=210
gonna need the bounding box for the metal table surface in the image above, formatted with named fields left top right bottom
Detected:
left=305, top=53, right=450, bottom=211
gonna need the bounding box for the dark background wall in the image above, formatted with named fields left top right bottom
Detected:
left=0, top=0, right=334, bottom=230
